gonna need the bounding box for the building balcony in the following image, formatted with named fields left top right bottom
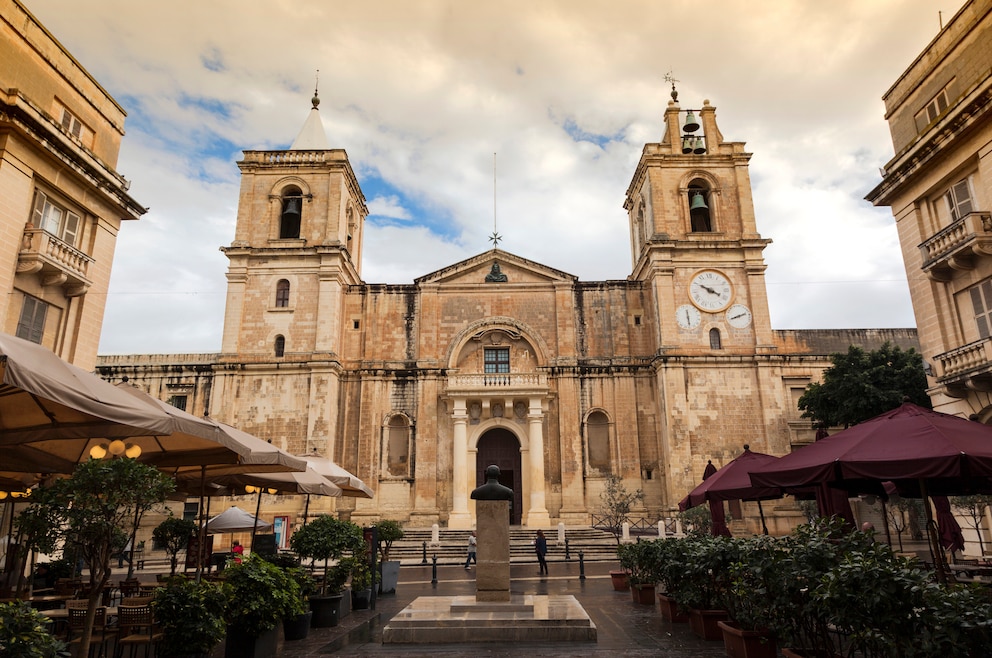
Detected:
left=445, top=372, right=549, bottom=396
left=17, top=228, right=93, bottom=297
left=919, top=211, right=992, bottom=281
left=934, top=338, right=992, bottom=398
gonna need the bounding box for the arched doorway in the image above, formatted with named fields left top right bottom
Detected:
left=476, top=428, right=523, bottom=525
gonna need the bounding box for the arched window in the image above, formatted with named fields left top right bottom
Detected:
left=275, top=279, right=290, bottom=308
left=279, top=186, right=302, bottom=239
left=274, top=335, right=285, bottom=357
left=383, top=414, right=412, bottom=478
left=688, top=180, right=712, bottom=232
left=585, top=410, right=611, bottom=474
left=709, top=328, right=722, bottom=350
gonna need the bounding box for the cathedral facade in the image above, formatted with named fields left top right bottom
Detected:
left=97, top=93, right=917, bottom=534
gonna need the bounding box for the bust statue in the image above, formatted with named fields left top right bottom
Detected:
left=471, top=465, right=514, bottom=500
left=485, top=262, right=508, bottom=283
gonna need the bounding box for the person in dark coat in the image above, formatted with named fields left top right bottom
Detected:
left=535, top=530, right=548, bottom=575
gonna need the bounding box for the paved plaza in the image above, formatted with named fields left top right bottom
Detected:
left=205, top=559, right=733, bottom=657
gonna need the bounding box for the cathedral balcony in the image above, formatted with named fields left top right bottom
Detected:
left=445, top=372, right=549, bottom=397
left=919, top=211, right=992, bottom=281
left=933, top=338, right=992, bottom=398
left=16, top=228, right=93, bottom=297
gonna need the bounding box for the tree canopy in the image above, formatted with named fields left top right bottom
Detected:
left=798, top=341, right=930, bottom=428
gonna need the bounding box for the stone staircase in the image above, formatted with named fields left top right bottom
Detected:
left=386, top=527, right=624, bottom=565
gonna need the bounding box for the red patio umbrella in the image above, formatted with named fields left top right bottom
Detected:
left=749, top=403, right=992, bottom=579
left=679, top=445, right=784, bottom=535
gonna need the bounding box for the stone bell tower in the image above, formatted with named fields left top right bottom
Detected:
left=625, top=86, right=775, bottom=354
left=218, top=91, right=368, bottom=360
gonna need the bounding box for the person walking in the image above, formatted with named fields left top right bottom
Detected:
left=464, top=531, right=477, bottom=569
left=535, top=529, right=548, bottom=575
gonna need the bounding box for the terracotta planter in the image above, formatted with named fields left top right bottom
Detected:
left=688, top=607, right=730, bottom=641
left=630, top=583, right=655, bottom=604
left=718, top=620, right=777, bottom=658
left=610, top=570, right=630, bottom=591
left=657, top=593, right=688, bottom=623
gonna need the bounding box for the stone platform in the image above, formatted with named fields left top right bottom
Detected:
left=382, top=594, right=597, bottom=643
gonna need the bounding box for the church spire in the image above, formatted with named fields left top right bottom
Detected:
left=289, top=72, right=330, bottom=150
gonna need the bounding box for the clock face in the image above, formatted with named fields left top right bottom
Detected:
left=675, top=304, right=701, bottom=329
left=726, top=304, right=753, bottom=328
left=689, top=270, right=733, bottom=312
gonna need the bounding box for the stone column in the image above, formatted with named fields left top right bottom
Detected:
left=475, top=500, right=511, bottom=601
left=471, top=465, right=514, bottom=603
left=525, top=397, right=551, bottom=527
left=449, top=399, right=472, bottom=529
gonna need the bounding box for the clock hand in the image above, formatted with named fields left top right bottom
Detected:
left=700, top=284, right=718, bottom=295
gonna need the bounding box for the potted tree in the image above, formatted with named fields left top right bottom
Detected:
left=675, top=535, right=739, bottom=641
left=599, top=475, right=643, bottom=590
left=618, top=540, right=657, bottom=604
left=654, top=538, right=689, bottom=623
left=349, top=557, right=374, bottom=610
left=153, top=577, right=226, bottom=658
left=264, top=553, right=316, bottom=642
left=375, top=519, right=404, bottom=595
left=221, top=555, right=302, bottom=658
left=719, top=535, right=779, bottom=658
left=0, top=600, right=66, bottom=658
left=152, top=516, right=197, bottom=577
left=289, top=515, right=364, bottom=628
left=15, top=458, right=173, bottom=658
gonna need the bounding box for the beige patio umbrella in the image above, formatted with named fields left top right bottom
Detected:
left=300, top=455, right=373, bottom=498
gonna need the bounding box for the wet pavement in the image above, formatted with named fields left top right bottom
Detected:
left=215, top=559, right=736, bottom=657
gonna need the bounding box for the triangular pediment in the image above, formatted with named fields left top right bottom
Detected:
left=415, top=249, right=577, bottom=286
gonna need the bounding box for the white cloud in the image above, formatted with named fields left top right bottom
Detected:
left=19, top=0, right=966, bottom=354
left=367, top=196, right=413, bottom=221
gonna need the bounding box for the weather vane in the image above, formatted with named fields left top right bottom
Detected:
left=665, top=70, right=679, bottom=103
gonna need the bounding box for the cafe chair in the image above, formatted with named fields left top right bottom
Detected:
left=67, top=605, right=117, bottom=658
left=114, top=604, right=162, bottom=658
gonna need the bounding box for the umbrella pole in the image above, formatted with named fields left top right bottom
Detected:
left=251, top=489, right=263, bottom=552
left=302, top=494, right=311, bottom=528
left=757, top=500, right=769, bottom=535
left=919, top=479, right=947, bottom=584
left=196, top=466, right=207, bottom=582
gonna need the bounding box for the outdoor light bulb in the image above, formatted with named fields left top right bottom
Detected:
left=245, top=485, right=257, bottom=494
left=109, top=439, right=126, bottom=455
left=125, top=443, right=142, bottom=459
left=267, top=488, right=278, bottom=495
left=0, top=491, right=7, bottom=500
left=90, top=444, right=108, bottom=459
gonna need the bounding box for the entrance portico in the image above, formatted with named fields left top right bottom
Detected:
left=446, top=376, right=552, bottom=528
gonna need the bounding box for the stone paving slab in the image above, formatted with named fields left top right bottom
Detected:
left=235, top=560, right=736, bottom=657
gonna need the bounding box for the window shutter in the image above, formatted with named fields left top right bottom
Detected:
left=63, top=211, right=80, bottom=246
left=32, top=191, right=47, bottom=228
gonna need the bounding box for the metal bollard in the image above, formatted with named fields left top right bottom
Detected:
left=422, top=541, right=428, bottom=565
left=431, top=554, right=438, bottom=586
left=578, top=550, right=585, bottom=581
left=565, top=538, right=571, bottom=561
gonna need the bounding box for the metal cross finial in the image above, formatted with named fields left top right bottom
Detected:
left=489, top=230, right=502, bottom=248
left=664, top=70, right=679, bottom=103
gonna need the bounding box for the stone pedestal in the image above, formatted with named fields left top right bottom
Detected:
left=476, top=499, right=510, bottom=602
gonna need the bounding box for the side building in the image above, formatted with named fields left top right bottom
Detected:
left=98, top=92, right=918, bottom=538
left=867, top=0, right=992, bottom=420
left=0, top=0, right=144, bottom=369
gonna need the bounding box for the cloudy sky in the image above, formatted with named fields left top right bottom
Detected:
left=26, top=0, right=965, bottom=355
